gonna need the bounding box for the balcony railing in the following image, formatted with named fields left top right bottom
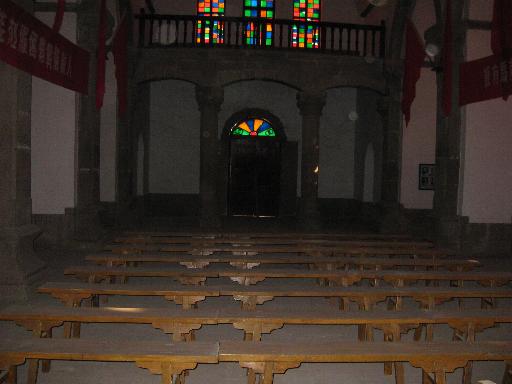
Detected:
left=136, top=13, right=386, bottom=58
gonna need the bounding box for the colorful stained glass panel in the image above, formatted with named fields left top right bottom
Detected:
left=292, top=0, right=320, bottom=49
left=231, top=118, right=276, bottom=137
left=243, top=0, right=274, bottom=46
left=197, top=0, right=225, bottom=44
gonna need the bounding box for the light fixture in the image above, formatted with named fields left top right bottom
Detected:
left=424, top=25, right=442, bottom=72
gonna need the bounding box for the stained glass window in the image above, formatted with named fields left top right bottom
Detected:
left=244, top=0, right=275, bottom=46
left=292, top=0, right=321, bottom=49
left=197, top=0, right=225, bottom=44
left=231, top=118, right=276, bottom=137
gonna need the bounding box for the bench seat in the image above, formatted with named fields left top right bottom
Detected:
left=219, top=340, right=512, bottom=384
left=2, top=305, right=511, bottom=341
left=63, top=265, right=510, bottom=287
left=0, top=338, right=218, bottom=384
left=37, top=281, right=512, bottom=310
left=86, top=252, right=477, bottom=270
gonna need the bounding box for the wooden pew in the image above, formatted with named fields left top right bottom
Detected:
left=0, top=337, right=218, bottom=384
left=3, top=304, right=510, bottom=384
left=63, top=265, right=511, bottom=287
left=85, top=252, right=478, bottom=271
left=1, top=337, right=509, bottom=384
left=105, top=242, right=438, bottom=256
left=218, top=340, right=512, bottom=384
left=37, top=281, right=512, bottom=311
left=118, top=231, right=414, bottom=241
left=2, top=305, right=511, bottom=343
left=111, top=235, right=433, bottom=248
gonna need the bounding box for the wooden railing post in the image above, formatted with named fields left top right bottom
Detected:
left=138, top=8, right=146, bottom=47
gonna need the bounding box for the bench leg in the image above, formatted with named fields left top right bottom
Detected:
left=26, top=360, right=38, bottom=384
left=261, top=362, right=274, bottom=384
left=7, top=366, right=17, bottom=384
left=394, top=362, right=404, bottom=384
left=502, top=362, right=512, bottom=384
left=247, top=369, right=257, bottom=384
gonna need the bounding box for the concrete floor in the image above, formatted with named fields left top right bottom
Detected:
left=1, top=244, right=511, bottom=384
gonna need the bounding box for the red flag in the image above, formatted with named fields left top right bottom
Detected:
left=96, top=0, right=107, bottom=110
left=442, top=0, right=453, bottom=116
left=112, top=14, right=129, bottom=115
left=52, top=0, right=65, bottom=32
left=491, top=0, right=512, bottom=58
left=401, top=19, right=425, bottom=126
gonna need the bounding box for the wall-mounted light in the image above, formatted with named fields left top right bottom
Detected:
left=424, top=25, right=443, bottom=72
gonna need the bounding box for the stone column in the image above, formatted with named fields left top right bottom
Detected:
left=0, top=1, right=45, bottom=303
left=376, top=92, right=405, bottom=232
left=433, top=0, right=466, bottom=249
left=196, top=86, right=224, bottom=228
left=74, top=0, right=109, bottom=240
left=297, top=90, right=326, bottom=228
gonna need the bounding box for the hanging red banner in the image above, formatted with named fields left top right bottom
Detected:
left=0, top=0, right=89, bottom=94
left=459, top=54, right=512, bottom=106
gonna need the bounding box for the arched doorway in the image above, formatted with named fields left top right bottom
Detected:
left=227, top=117, right=282, bottom=217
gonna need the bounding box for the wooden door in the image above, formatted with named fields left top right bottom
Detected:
left=228, top=138, right=281, bottom=217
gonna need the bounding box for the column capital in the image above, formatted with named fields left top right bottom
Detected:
left=195, top=86, right=224, bottom=112
left=297, top=90, right=326, bottom=117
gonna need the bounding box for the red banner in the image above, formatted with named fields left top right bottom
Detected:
left=0, top=0, right=89, bottom=94
left=401, top=19, right=425, bottom=126
left=459, top=54, right=512, bottom=106
left=112, top=14, right=128, bottom=115
left=442, top=0, right=453, bottom=116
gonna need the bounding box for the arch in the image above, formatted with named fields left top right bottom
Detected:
left=363, top=143, right=375, bottom=203
left=222, top=108, right=287, bottom=141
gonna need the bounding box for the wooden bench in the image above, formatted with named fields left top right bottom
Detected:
left=0, top=337, right=218, bottom=384
left=85, top=252, right=477, bottom=271
left=37, top=281, right=512, bottom=311
left=219, top=340, right=512, bottom=384
left=105, top=244, right=448, bottom=262
left=4, top=305, right=510, bottom=384
left=112, top=236, right=433, bottom=248
left=63, top=265, right=510, bottom=287
left=2, top=305, right=510, bottom=343
left=118, top=231, right=414, bottom=241
left=2, top=338, right=509, bottom=384
left=105, top=242, right=438, bottom=256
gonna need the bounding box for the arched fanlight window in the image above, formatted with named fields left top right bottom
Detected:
left=231, top=118, right=276, bottom=137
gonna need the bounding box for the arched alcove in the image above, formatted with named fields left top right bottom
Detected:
left=222, top=111, right=286, bottom=217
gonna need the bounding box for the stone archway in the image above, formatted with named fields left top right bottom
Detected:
left=221, top=110, right=288, bottom=217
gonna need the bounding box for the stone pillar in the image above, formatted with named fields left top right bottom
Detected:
left=297, top=90, right=326, bottom=228
left=196, top=86, right=224, bottom=228
left=0, top=0, right=45, bottom=303
left=74, top=0, right=108, bottom=240
left=433, top=0, right=466, bottom=249
left=377, top=90, right=405, bottom=233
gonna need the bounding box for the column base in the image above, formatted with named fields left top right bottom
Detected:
left=0, top=224, right=46, bottom=304
left=73, top=207, right=104, bottom=241
left=379, top=202, right=406, bottom=233
left=436, top=215, right=467, bottom=251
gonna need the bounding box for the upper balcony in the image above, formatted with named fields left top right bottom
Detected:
left=134, top=12, right=388, bottom=92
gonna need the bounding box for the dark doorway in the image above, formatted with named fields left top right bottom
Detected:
left=228, top=137, right=281, bottom=217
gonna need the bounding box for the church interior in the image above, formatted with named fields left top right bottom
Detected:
left=1, top=0, right=512, bottom=383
